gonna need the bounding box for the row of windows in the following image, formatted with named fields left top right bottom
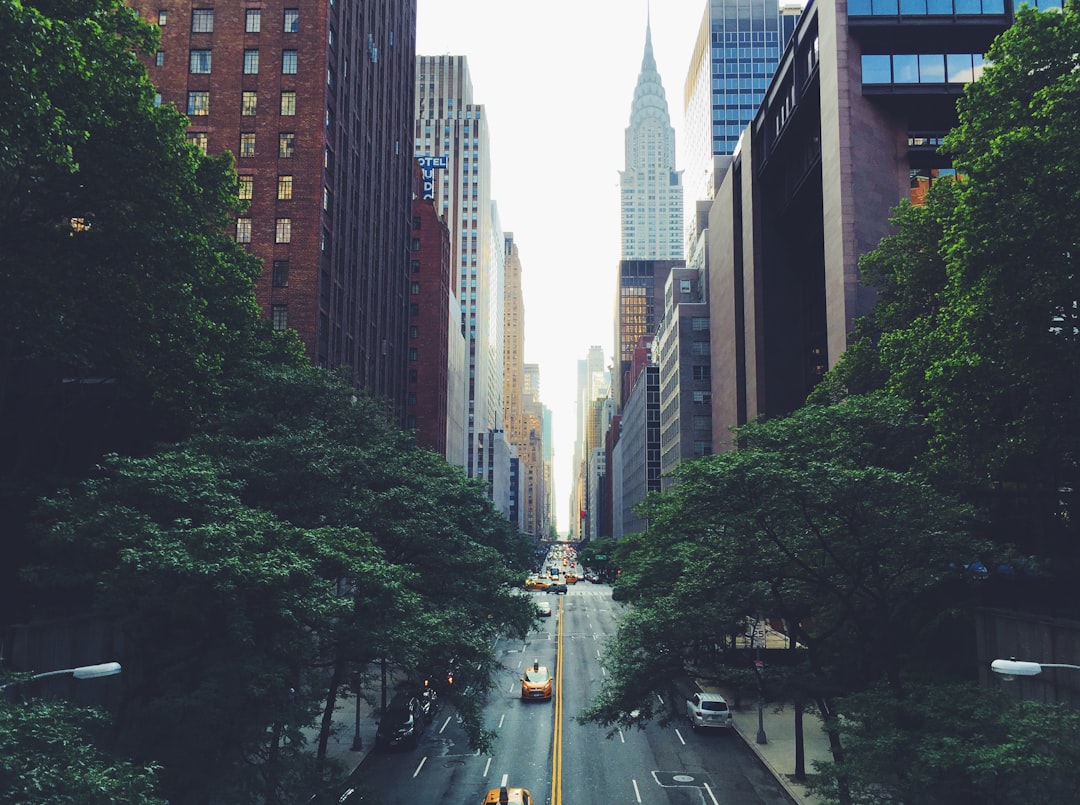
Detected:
left=236, top=217, right=292, bottom=244
left=182, top=49, right=297, bottom=75
left=848, top=0, right=1026, bottom=13
left=187, top=90, right=297, bottom=117
left=862, top=53, right=987, bottom=85
left=237, top=175, right=295, bottom=200
left=175, top=8, right=299, bottom=34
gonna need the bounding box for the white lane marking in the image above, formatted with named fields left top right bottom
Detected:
left=703, top=781, right=720, bottom=805
left=412, top=756, right=427, bottom=778
left=632, top=778, right=642, bottom=802
left=618, top=728, right=625, bottom=744
left=596, top=649, right=602, bottom=660
left=439, top=716, right=452, bottom=733
left=656, top=693, right=665, bottom=706
left=483, top=756, right=492, bottom=777
left=601, top=666, right=607, bottom=676
left=498, top=714, right=505, bottom=729
left=500, top=773, right=509, bottom=788
left=675, top=727, right=686, bottom=744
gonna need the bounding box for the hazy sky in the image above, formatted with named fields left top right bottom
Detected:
left=416, top=0, right=709, bottom=532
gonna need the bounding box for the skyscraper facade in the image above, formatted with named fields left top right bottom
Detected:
left=620, top=21, right=684, bottom=261
left=683, top=0, right=801, bottom=251
left=131, top=1, right=417, bottom=420
left=614, top=260, right=680, bottom=411
left=415, top=55, right=503, bottom=478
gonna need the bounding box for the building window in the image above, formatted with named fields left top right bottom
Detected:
left=409, top=326, right=419, bottom=339
left=408, top=368, right=418, bottom=382
left=187, top=132, right=208, bottom=154
left=275, top=218, right=292, bottom=243
left=409, top=304, right=419, bottom=316
left=282, top=50, right=298, bottom=74
left=279, top=132, right=295, bottom=157
left=191, top=8, right=213, bottom=32
left=272, top=260, right=289, bottom=287
left=407, top=392, right=417, bottom=405
left=240, top=91, right=257, bottom=116
left=245, top=9, right=261, bottom=32
left=410, top=282, right=420, bottom=295
left=409, top=348, right=418, bottom=361
left=157, top=9, right=167, bottom=25
left=238, top=175, right=253, bottom=200
left=186, top=90, right=209, bottom=116
left=239, top=132, right=255, bottom=157
left=243, top=49, right=259, bottom=74
left=692, top=365, right=711, bottom=380
left=155, top=50, right=165, bottom=66
left=277, top=175, right=293, bottom=200
left=271, top=304, right=288, bottom=331
left=280, top=91, right=296, bottom=116
left=411, top=238, right=421, bottom=251
left=189, top=49, right=210, bottom=73
left=236, top=218, right=252, bottom=243
left=322, top=187, right=331, bottom=212
left=410, top=259, right=420, bottom=274
left=284, top=9, right=299, bottom=32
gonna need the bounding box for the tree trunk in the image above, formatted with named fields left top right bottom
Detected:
left=265, top=720, right=283, bottom=805
left=817, top=695, right=851, bottom=805
left=316, top=657, right=345, bottom=772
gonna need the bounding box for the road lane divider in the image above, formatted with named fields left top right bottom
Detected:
left=550, top=594, right=565, bottom=805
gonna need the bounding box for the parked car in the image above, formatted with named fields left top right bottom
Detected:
left=375, top=692, right=425, bottom=750
left=686, top=691, right=733, bottom=731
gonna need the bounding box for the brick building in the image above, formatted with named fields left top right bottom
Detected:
left=130, top=1, right=417, bottom=420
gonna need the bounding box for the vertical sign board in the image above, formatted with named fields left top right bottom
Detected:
left=417, top=155, right=448, bottom=200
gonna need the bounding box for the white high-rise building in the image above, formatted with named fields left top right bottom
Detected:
left=619, top=20, right=684, bottom=261
left=415, top=55, right=504, bottom=480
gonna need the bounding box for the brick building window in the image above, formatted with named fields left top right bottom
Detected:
left=278, top=133, right=295, bottom=157
left=409, top=326, right=419, bottom=339
left=284, top=9, right=299, bottom=32
left=410, top=282, right=420, bottom=295
left=408, top=369, right=418, bottom=382
left=155, top=50, right=165, bottom=66
left=187, top=90, right=209, bottom=116
left=243, top=49, right=259, bottom=74
left=275, top=218, right=292, bottom=243
left=407, top=393, right=417, bottom=405
left=282, top=50, right=298, bottom=74
left=272, top=260, right=289, bottom=287
left=187, top=132, right=208, bottom=155
left=245, top=9, right=261, bottom=32
left=238, top=175, right=253, bottom=200
left=189, top=49, right=210, bottom=73
left=191, top=8, right=213, bottom=32
left=409, top=304, right=419, bottom=316
left=271, top=304, right=288, bottom=331
left=242, top=91, right=257, bottom=116
left=157, top=9, right=166, bottom=25
left=280, top=91, right=296, bottom=116
left=410, top=259, right=420, bottom=274
left=239, top=132, right=255, bottom=157
left=236, top=218, right=252, bottom=243
left=277, top=175, right=293, bottom=200
left=409, top=348, right=418, bottom=361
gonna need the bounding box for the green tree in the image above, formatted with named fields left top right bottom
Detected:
left=808, top=680, right=1080, bottom=805
left=583, top=396, right=993, bottom=805
left=0, top=698, right=163, bottom=804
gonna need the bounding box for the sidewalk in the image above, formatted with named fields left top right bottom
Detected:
left=701, top=682, right=831, bottom=805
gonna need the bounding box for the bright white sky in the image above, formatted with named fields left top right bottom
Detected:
left=416, top=0, right=708, bottom=533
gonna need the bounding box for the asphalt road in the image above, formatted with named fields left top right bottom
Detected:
left=330, top=582, right=795, bottom=805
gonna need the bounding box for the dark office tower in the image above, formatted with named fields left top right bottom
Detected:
left=614, top=260, right=681, bottom=411
left=130, top=2, right=416, bottom=421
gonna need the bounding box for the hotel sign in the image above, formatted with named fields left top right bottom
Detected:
left=417, top=155, right=448, bottom=200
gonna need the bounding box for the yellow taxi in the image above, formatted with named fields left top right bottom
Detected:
left=524, top=576, right=549, bottom=591
left=483, top=786, right=533, bottom=805
left=520, top=660, right=553, bottom=701
left=564, top=572, right=578, bottom=584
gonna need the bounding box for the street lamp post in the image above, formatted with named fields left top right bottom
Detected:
left=991, top=658, right=1080, bottom=677
left=1, top=662, right=122, bottom=691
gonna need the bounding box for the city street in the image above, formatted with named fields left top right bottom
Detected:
left=327, top=582, right=796, bottom=804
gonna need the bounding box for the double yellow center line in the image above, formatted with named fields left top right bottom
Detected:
left=550, top=594, right=565, bottom=805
